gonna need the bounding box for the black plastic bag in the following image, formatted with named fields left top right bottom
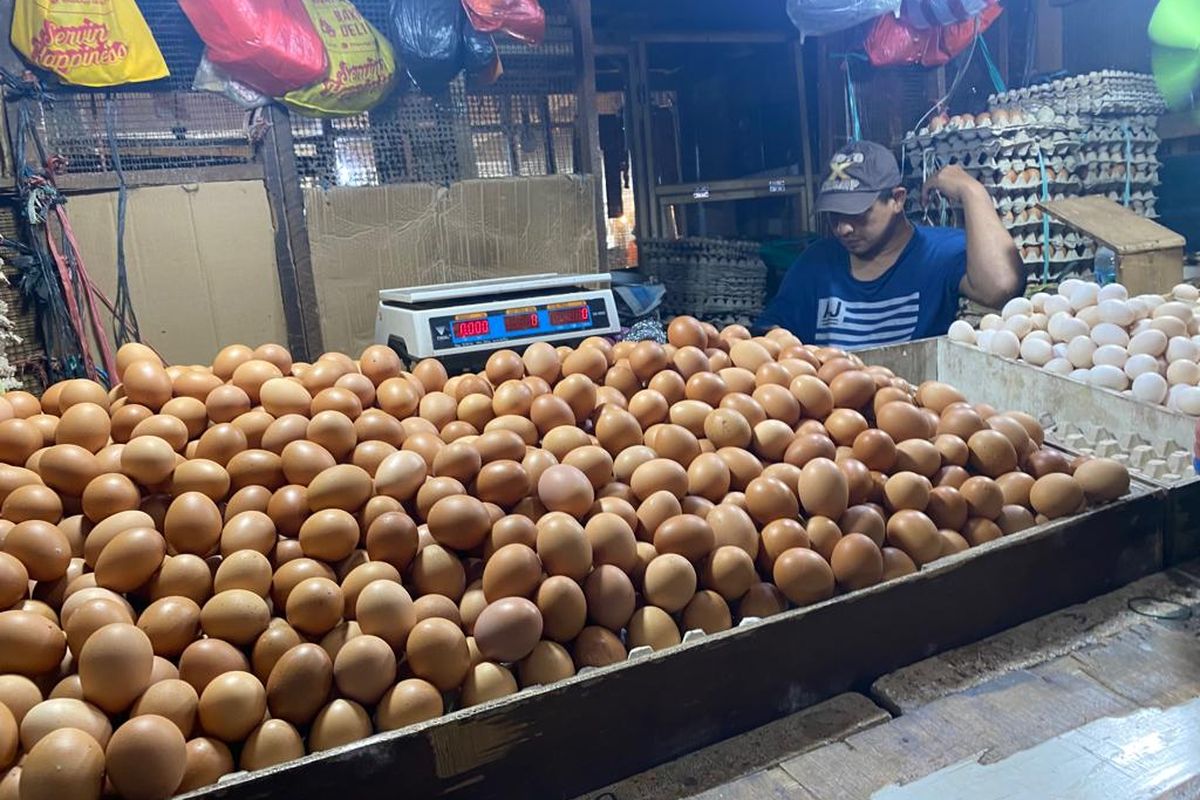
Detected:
left=391, top=0, right=465, bottom=94
left=461, top=15, right=502, bottom=86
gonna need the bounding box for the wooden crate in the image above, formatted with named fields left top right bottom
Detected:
left=186, top=485, right=1167, bottom=800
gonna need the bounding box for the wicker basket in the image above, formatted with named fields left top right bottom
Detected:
left=640, top=238, right=767, bottom=327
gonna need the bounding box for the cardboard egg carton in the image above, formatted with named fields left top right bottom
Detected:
left=988, top=71, right=1167, bottom=116
left=1056, top=419, right=1194, bottom=484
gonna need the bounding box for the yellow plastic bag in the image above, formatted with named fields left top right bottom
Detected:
left=11, top=0, right=169, bottom=87
left=283, top=0, right=396, bottom=117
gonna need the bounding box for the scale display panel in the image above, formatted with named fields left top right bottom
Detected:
left=429, top=298, right=609, bottom=350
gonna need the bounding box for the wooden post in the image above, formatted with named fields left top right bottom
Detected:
left=258, top=105, right=324, bottom=360
left=569, top=0, right=607, bottom=273
left=792, top=40, right=816, bottom=232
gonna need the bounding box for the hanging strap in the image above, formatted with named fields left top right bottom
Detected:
left=1121, top=123, right=1134, bottom=207
left=1036, top=147, right=1051, bottom=281
left=977, top=33, right=1007, bottom=95
left=832, top=52, right=868, bottom=143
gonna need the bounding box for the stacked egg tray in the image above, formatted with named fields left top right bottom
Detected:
left=988, top=71, right=1167, bottom=119
left=901, top=109, right=1095, bottom=276
left=1055, top=421, right=1192, bottom=485
left=639, top=238, right=767, bottom=328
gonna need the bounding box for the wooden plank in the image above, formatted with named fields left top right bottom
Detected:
left=189, top=489, right=1165, bottom=800
left=1120, top=247, right=1185, bottom=298
left=1067, top=626, right=1200, bottom=709
left=52, top=164, right=265, bottom=194
left=257, top=105, right=323, bottom=361
left=1039, top=195, right=1187, bottom=254
left=570, top=0, right=606, bottom=273
left=576, top=694, right=888, bottom=800
left=792, top=41, right=816, bottom=231
left=689, top=768, right=809, bottom=800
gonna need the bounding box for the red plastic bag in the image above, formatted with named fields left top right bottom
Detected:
left=177, top=0, right=327, bottom=97
left=462, top=0, right=545, bottom=46
left=900, top=0, right=991, bottom=28
left=866, top=0, right=1001, bottom=67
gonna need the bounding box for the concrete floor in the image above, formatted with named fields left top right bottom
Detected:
left=574, top=561, right=1200, bottom=800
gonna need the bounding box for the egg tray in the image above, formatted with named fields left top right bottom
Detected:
left=988, top=71, right=1167, bottom=116
left=1054, top=421, right=1194, bottom=485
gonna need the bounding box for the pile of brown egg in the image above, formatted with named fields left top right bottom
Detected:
left=0, top=318, right=1131, bottom=800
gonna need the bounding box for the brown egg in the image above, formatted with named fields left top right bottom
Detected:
left=20, top=727, right=105, bottom=800
left=772, top=551, right=830, bottom=606
left=682, top=590, right=732, bottom=634
left=175, top=640, right=248, bottom=698
left=404, top=618, right=470, bottom=691
left=122, top=360, right=174, bottom=411
left=924, top=486, right=968, bottom=531
left=1074, top=458, right=1129, bottom=503
left=0, top=419, right=45, bottom=466
left=995, top=504, right=1037, bottom=535
left=742, top=475, right=797, bottom=525
left=177, top=737, right=234, bottom=793
left=701, top=545, right=756, bottom=601
left=554, top=374, right=599, bottom=425
left=38, top=444, right=102, bottom=496
left=1025, top=447, right=1072, bottom=478
left=423, top=494, right=490, bottom=552
left=892, top=440, right=939, bottom=478
left=409, top=542, right=468, bottom=600
left=536, top=464, right=595, bottom=517
left=884, top=510, right=941, bottom=566
left=79, top=472, right=138, bottom=524
left=197, top=589, right=270, bottom=647
left=1029, top=473, right=1084, bottom=520
left=848, top=429, right=894, bottom=472
left=160, top=492, right=222, bottom=557
left=962, top=517, right=1003, bottom=546
left=369, top=679, right=441, bottom=734
left=830, top=533, right=883, bottom=591
left=53, top=403, right=110, bottom=455
left=94, top=527, right=166, bottom=593
left=533, top=513, right=590, bottom=580
left=839, top=505, right=886, bottom=547
left=283, top=576, right=343, bottom=637
left=516, top=640, right=576, bottom=687
left=685, top=373, right=728, bottom=407
left=668, top=316, right=707, bottom=348
left=967, top=430, right=1019, bottom=477
left=130, top=679, right=198, bottom=740
left=572, top=625, right=626, bottom=668
left=3, top=520, right=70, bottom=581
left=739, top=582, right=788, bottom=618
left=797, top=457, right=849, bottom=519
left=78, top=622, right=152, bottom=714
left=653, top=514, right=715, bottom=562
left=883, top=472, right=931, bottom=512
left=196, top=671, right=266, bottom=743
left=120, top=436, right=177, bottom=487
left=347, top=580, right=412, bottom=654
left=135, top=596, right=201, bottom=659
left=263, top=642, right=333, bottom=726
left=876, top=401, right=932, bottom=443
left=238, top=718, right=305, bottom=772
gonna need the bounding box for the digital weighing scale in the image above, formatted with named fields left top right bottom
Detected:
left=375, top=273, right=621, bottom=372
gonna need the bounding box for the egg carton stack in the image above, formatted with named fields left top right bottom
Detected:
left=989, top=72, right=1166, bottom=220
left=0, top=271, right=21, bottom=391
left=901, top=106, right=1093, bottom=278
left=639, top=238, right=767, bottom=328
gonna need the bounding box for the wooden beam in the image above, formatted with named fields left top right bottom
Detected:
left=627, top=42, right=656, bottom=242
left=570, top=0, right=607, bottom=273
left=45, top=164, right=263, bottom=194
left=630, top=31, right=795, bottom=44
left=257, top=105, right=324, bottom=360
left=792, top=41, right=816, bottom=231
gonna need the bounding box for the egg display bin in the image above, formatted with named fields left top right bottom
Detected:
left=859, top=337, right=1199, bottom=565
left=179, top=478, right=1162, bottom=800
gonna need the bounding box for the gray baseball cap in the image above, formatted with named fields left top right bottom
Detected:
left=815, top=141, right=902, bottom=215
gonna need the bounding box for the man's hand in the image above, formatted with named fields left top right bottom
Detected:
left=921, top=164, right=984, bottom=205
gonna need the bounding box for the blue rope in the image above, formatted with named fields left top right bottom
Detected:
left=1121, top=123, right=1133, bottom=207
left=831, top=53, right=868, bottom=143
left=977, top=35, right=1007, bottom=94
left=1037, top=148, right=1051, bottom=281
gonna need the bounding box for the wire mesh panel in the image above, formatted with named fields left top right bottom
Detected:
left=0, top=201, right=49, bottom=393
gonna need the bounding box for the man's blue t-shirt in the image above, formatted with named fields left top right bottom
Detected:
left=756, top=226, right=967, bottom=349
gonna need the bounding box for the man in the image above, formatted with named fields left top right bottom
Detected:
left=756, top=141, right=1023, bottom=348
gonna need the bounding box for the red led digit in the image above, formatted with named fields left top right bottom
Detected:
left=549, top=306, right=589, bottom=326
left=454, top=319, right=490, bottom=338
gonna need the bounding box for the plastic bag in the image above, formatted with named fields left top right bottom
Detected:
left=11, top=0, right=168, bottom=87
left=462, top=0, right=546, bottom=46
left=391, top=0, right=465, bottom=94
left=866, top=0, right=1001, bottom=67
left=177, top=0, right=327, bottom=97
left=192, top=56, right=272, bottom=110
left=901, top=0, right=991, bottom=28
left=461, top=16, right=502, bottom=86
left=284, top=0, right=396, bottom=117
left=786, top=0, right=902, bottom=40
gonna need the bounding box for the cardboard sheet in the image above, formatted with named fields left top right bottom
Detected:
left=305, top=175, right=600, bottom=354
left=68, top=181, right=288, bottom=365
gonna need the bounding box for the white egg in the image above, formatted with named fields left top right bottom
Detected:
left=1126, top=298, right=1151, bottom=321
left=1030, top=291, right=1051, bottom=313
left=1153, top=301, right=1193, bottom=322
left=1029, top=312, right=1049, bottom=331
left=1096, top=299, right=1135, bottom=327
left=1003, top=314, right=1034, bottom=338
left=1069, top=368, right=1091, bottom=382
left=988, top=329, right=1022, bottom=359
left=1136, top=293, right=1166, bottom=311
left=1089, top=322, right=1130, bottom=348
left=1001, top=297, right=1033, bottom=319
left=1131, top=319, right=1153, bottom=336
left=1171, top=283, right=1199, bottom=302
left=947, top=319, right=977, bottom=344
left=1077, top=306, right=1102, bottom=328
left=1052, top=343, right=1069, bottom=360
left=1092, top=344, right=1129, bottom=368
left=1177, top=385, right=1200, bottom=415
left=1167, top=384, right=1189, bottom=411
left=1189, top=315, right=1199, bottom=336
left=1088, top=365, right=1129, bottom=391
left=1192, top=335, right=1200, bottom=349
left=1128, top=329, right=1169, bottom=357
left=1166, top=336, right=1199, bottom=364
left=1044, top=357, right=1073, bottom=375
left=1166, top=359, right=1200, bottom=386
left=1048, top=312, right=1090, bottom=343
left=1043, top=295, right=1073, bottom=317
left=980, top=313, right=1003, bottom=331
left=1149, top=317, right=1188, bottom=339
left=1058, top=278, right=1084, bottom=297
left=1066, top=335, right=1097, bottom=368
left=1097, top=283, right=1129, bottom=302
left=1019, top=337, right=1053, bottom=366
left=977, top=329, right=996, bottom=351
left=1131, top=372, right=1168, bottom=404
left=1068, top=283, right=1100, bottom=311
left=1025, top=330, right=1051, bottom=343
left=1123, top=353, right=1160, bottom=380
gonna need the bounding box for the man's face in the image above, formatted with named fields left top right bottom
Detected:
left=828, top=188, right=905, bottom=257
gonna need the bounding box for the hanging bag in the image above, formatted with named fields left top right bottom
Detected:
left=177, top=0, right=328, bottom=97
left=11, top=0, right=169, bottom=87
left=462, top=0, right=546, bottom=46
left=283, top=0, right=397, bottom=118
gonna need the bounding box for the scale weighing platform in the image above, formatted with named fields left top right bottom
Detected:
left=375, top=273, right=621, bottom=372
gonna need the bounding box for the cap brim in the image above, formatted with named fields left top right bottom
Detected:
left=815, top=190, right=878, bottom=216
